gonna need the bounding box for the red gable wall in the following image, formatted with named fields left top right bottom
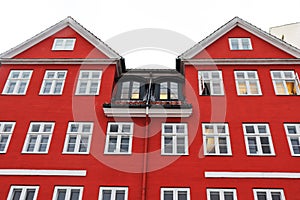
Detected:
left=193, top=26, right=295, bottom=59
left=14, top=27, right=109, bottom=59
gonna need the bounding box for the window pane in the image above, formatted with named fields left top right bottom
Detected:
left=210, top=191, right=220, bottom=200
left=219, top=137, right=228, bottom=154
left=67, top=136, right=77, bottom=152
left=108, top=136, right=117, bottom=152
left=54, top=82, right=62, bottom=93
left=248, top=137, right=258, bottom=154
left=38, top=136, right=49, bottom=152
left=3, top=124, right=13, bottom=132
left=291, top=138, right=300, bottom=154
left=224, top=192, right=234, bottom=200
left=177, top=137, right=185, bottom=154
left=176, top=125, right=185, bottom=133
left=25, top=189, right=35, bottom=200
left=238, top=81, right=247, bottom=94
left=287, top=126, right=297, bottom=134
left=70, top=189, right=80, bottom=200
left=57, top=189, right=66, bottom=200
left=110, top=124, right=118, bottom=132
left=70, top=124, right=79, bottom=132
left=27, top=136, right=37, bottom=152
left=260, top=137, right=271, bottom=154
left=258, top=126, right=267, bottom=133
left=271, top=192, right=282, bottom=200
left=257, top=192, right=267, bottom=200
left=249, top=81, right=259, bottom=94
left=102, top=190, right=112, bottom=200
left=245, top=126, right=255, bottom=133
left=164, top=125, right=173, bottom=133
left=164, top=191, right=173, bottom=200
left=79, top=136, right=89, bottom=152
left=120, top=136, right=130, bottom=152
left=164, top=137, right=173, bottom=153
left=206, top=137, right=215, bottom=153
left=231, top=39, right=239, bottom=50
left=122, top=125, right=131, bottom=133
left=12, top=189, right=22, bottom=200
left=116, top=190, right=125, bottom=200
left=275, top=81, right=285, bottom=94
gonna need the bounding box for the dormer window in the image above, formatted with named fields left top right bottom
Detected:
left=160, top=82, right=178, bottom=100
left=52, top=38, right=76, bottom=50
left=120, top=81, right=141, bottom=100
left=229, top=38, right=252, bottom=50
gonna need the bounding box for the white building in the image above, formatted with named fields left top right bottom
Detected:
left=270, top=22, right=300, bottom=49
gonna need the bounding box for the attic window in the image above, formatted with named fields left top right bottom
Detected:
left=229, top=38, right=252, bottom=50
left=52, top=38, right=76, bottom=50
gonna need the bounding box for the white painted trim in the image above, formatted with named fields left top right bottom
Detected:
left=0, top=17, right=121, bottom=59
left=181, top=58, right=300, bottom=65
left=0, top=58, right=119, bottom=65
left=205, top=171, right=300, bottom=178
left=179, top=17, right=300, bottom=59
left=0, top=169, right=86, bottom=176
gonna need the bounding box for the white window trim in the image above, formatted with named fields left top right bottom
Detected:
left=270, top=70, right=300, bottom=95
left=7, top=185, right=39, bottom=200
left=52, top=186, right=83, bottom=200
left=63, top=122, right=94, bottom=154
left=243, top=123, right=275, bottom=156
left=229, top=38, right=252, bottom=50
left=160, top=188, right=190, bottom=200
left=202, top=123, right=232, bottom=156
left=161, top=123, right=189, bottom=156
left=284, top=123, right=300, bottom=156
left=0, top=122, right=16, bottom=153
left=207, top=188, right=237, bottom=200
left=52, top=38, right=76, bottom=51
left=75, top=70, right=102, bottom=95
left=205, top=171, right=300, bottom=179
left=234, top=71, right=262, bottom=96
left=198, top=71, right=224, bottom=95
left=253, top=189, right=285, bottom=200
left=22, top=122, right=55, bottom=154
left=104, top=122, right=133, bottom=154
left=2, top=70, right=33, bottom=95
left=39, top=70, right=67, bottom=95
left=99, top=187, right=128, bottom=200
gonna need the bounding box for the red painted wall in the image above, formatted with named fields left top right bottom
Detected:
left=193, top=26, right=296, bottom=59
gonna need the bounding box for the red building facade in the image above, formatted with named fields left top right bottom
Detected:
left=0, top=16, right=300, bottom=200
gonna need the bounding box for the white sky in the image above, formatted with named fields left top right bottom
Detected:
left=1, top=0, right=300, bottom=68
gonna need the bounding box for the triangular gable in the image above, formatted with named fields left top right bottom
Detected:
left=0, top=17, right=121, bottom=59
left=179, top=17, right=300, bottom=59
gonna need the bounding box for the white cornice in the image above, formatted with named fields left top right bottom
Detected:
left=0, top=58, right=119, bottom=65
left=205, top=171, right=300, bottom=179
left=0, top=17, right=121, bottom=59
left=182, top=58, right=300, bottom=66
left=179, top=17, right=300, bottom=59
left=0, top=169, right=86, bottom=176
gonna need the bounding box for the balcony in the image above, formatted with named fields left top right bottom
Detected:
left=103, top=100, right=192, bottom=118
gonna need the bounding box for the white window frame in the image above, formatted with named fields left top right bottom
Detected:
left=284, top=123, right=300, bottom=156
left=234, top=71, right=262, bottom=95
left=2, top=70, right=33, bottom=95
left=198, top=71, right=224, bottom=95
left=22, top=122, right=55, bottom=154
left=63, top=122, right=94, bottom=154
left=271, top=70, right=300, bottom=95
left=229, top=38, right=252, bottom=50
left=75, top=70, right=102, bottom=95
left=207, top=188, right=237, bottom=200
left=39, top=70, right=67, bottom=95
left=243, top=124, right=275, bottom=156
left=161, top=188, right=190, bottom=200
left=104, top=122, right=133, bottom=154
left=52, top=38, right=76, bottom=50
left=253, top=189, right=285, bottom=200
left=202, top=123, right=232, bottom=156
left=52, top=186, right=83, bottom=200
left=161, top=123, right=188, bottom=155
left=0, top=122, right=16, bottom=153
left=99, top=187, right=128, bottom=200
left=7, top=185, right=39, bottom=200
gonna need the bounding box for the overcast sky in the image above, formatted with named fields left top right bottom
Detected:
left=1, top=0, right=300, bottom=68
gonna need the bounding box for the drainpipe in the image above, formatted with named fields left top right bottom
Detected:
left=142, top=73, right=152, bottom=200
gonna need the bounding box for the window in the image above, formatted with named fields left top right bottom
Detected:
left=198, top=71, right=224, bottom=95
left=7, top=186, right=39, bottom=200
left=229, top=38, right=252, bottom=50
left=120, top=81, right=141, bottom=100
left=52, top=38, right=76, bottom=50
left=104, top=123, right=133, bottom=154
left=2, top=70, right=32, bottom=95
left=0, top=122, right=15, bottom=153
left=243, top=124, right=275, bottom=155
left=22, top=122, right=54, bottom=153
left=271, top=71, right=300, bottom=95
left=162, top=123, right=188, bottom=155
left=75, top=70, right=102, bottom=95
left=99, top=187, right=128, bottom=200
left=160, top=82, right=179, bottom=100
left=40, top=71, right=67, bottom=95
left=253, top=189, right=285, bottom=200
left=207, top=189, right=237, bottom=200
left=284, top=123, right=300, bottom=156
left=52, top=186, right=83, bottom=200
left=161, top=188, right=190, bottom=200
left=234, top=71, right=262, bottom=95
left=63, top=122, right=93, bottom=154
left=202, top=123, right=232, bottom=156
